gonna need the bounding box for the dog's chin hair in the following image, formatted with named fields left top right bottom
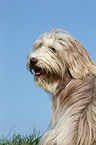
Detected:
left=27, top=29, right=96, bottom=145
left=34, top=75, right=61, bottom=95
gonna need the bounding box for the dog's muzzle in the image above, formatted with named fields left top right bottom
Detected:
left=29, top=57, right=42, bottom=76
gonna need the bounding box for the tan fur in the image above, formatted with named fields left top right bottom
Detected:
left=27, top=29, right=96, bottom=145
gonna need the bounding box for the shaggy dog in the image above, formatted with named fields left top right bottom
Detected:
left=27, top=29, right=96, bottom=145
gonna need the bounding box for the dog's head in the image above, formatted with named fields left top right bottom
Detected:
left=27, top=29, right=96, bottom=94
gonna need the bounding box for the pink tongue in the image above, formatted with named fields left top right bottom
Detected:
left=35, top=71, right=41, bottom=76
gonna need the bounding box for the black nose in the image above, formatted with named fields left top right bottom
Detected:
left=30, top=57, right=37, bottom=65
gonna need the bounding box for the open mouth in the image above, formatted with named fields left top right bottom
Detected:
left=30, top=66, right=42, bottom=76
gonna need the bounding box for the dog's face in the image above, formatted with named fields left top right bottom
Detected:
left=27, top=29, right=96, bottom=94
left=27, top=32, right=65, bottom=94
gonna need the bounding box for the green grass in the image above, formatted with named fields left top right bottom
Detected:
left=0, top=128, right=41, bottom=145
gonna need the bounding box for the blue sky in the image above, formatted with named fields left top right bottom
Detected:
left=0, top=0, right=96, bottom=138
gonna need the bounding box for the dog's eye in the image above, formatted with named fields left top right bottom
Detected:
left=50, top=47, right=56, bottom=53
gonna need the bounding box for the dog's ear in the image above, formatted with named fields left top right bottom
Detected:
left=65, top=39, right=96, bottom=78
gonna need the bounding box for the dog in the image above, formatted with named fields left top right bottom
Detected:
left=27, top=29, right=96, bottom=145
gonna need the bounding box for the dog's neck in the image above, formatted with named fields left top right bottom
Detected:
left=52, top=76, right=72, bottom=96
left=50, top=76, right=72, bottom=126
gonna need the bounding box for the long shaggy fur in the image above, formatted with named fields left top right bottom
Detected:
left=27, top=29, right=96, bottom=145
